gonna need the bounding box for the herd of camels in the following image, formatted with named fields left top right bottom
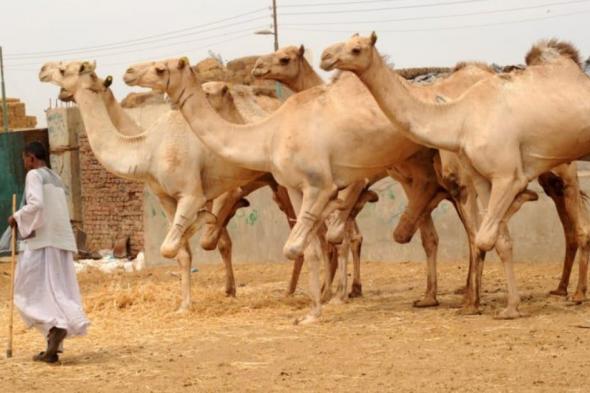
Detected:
left=37, top=32, right=590, bottom=324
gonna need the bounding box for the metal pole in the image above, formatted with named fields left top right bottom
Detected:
left=0, top=46, right=9, bottom=132
left=271, top=0, right=282, bottom=98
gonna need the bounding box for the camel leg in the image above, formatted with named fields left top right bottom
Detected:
left=494, top=224, right=520, bottom=319
left=217, top=228, right=236, bottom=297
left=201, top=189, right=248, bottom=250
left=330, top=225, right=350, bottom=305
left=295, top=234, right=324, bottom=325
left=572, top=247, right=589, bottom=303
left=161, top=194, right=212, bottom=259
left=325, top=181, right=366, bottom=243
left=552, top=163, right=590, bottom=303
left=475, top=175, right=528, bottom=251
left=493, top=190, right=538, bottom=319
left=284, top=184, right=337, bottom=260
left=349, top=220, right=363, bottom=298
left=286, top=256, right=304, bottom=296
left=176, top=241, right=193, bottom=312
left=286, top=188, right=326, bottom=324
left=461, top=192, right=486, bottom=314
left=269, top=184, right=307, bottom=295
left=413, top=214, right=440, bottom=307
left=538, top=172, right=578, bottom=296
left=320, top=230, right=337, bottom=303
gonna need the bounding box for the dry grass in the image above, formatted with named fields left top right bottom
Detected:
left=1, top=259, right=589, bottom=393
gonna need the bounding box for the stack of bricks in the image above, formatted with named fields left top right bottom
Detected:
left=78, top=131, right=144, bottom=256
left=0, top=98, right=37, bottom=130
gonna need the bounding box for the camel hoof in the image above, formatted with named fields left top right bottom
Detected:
left=569, top=291, right=586, bottom=304
left=320, top=290, right=333, bottom=304
left=328, top=296, right=346, bottom=305
left=494, top=308, right=522, bottom=320
left=413, top=298, right=439, bottom=308
left=294, top=314, right=320, bottom=325
left=175, top=304, right=190, bottom=314
left=456, top=305, right=481, bottom=316
left=225, top=288, right=237, bottom=298
left=454, top=286, right=467, bottom=295
left=349, top=283, right=363, bottom=298
left=549, top=288, right=568, bottom=297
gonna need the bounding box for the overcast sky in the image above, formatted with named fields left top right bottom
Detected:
left=2, top=0, right=589, bottom=127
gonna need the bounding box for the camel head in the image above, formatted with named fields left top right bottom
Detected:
left=252, top=45, right=306, bottom=82
left=320, top=32, right=378, bottom=73
left=39, top=60, right=107, bottom=102
left=124, top=57, right=194, bottom=101
left=202, top=81, right=232, bottom=112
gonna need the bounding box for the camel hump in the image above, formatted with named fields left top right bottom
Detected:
left=525, top=39, right=581, bottom=68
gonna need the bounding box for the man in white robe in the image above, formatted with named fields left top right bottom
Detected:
left=8, top=141, right=89, bottom=363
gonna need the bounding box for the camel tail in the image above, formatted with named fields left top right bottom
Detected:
left=525, top=39, right=582, bottom=68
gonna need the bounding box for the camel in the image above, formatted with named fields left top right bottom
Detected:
left=123, top=55, right=456, bottom=323
left=252, top=45, right=450, bottom=301
left=38, top=61, right=303, bottom=311
left=321, top=33, right=590, bottom=316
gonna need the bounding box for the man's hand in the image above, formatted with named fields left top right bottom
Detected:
left=7, top=215, right=16, bottom=228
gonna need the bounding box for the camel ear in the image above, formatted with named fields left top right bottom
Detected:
left=178, top=57, right=190, bottom=69
left=79, top=61, right=91, bottom=74
left=104, top=75, right=113, bottom=88
left=221, top=85, right=229, bottom=95
left=298, top=45, right=305, bottom=57
left=370, top=31, right=378, bottom=46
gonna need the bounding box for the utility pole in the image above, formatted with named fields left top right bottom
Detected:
left=272, top=0, right=279, bottom=51
left=0, top=46, right=9, bottom=132
left=271, top=0, right=281, bottom=97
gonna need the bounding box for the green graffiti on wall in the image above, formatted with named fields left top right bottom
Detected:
left=246, top=209, right=258, bottom=226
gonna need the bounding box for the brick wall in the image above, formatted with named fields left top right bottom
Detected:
left=0, top=98, right=37, bottom=130
left=78, top=131, right=144, bottom=255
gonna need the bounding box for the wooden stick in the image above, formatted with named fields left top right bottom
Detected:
left=6, top=194, right=16, bottom=358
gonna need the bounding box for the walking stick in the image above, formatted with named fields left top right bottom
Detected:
left=6, top=194, right=16, bottom=358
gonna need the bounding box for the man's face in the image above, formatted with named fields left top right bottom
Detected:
left=22, top=153, right=36, bottom=171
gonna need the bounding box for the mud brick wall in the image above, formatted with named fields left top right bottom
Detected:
left=78, top=131, right=144, bottom=255
left=0, top=98, right=37, bottom=130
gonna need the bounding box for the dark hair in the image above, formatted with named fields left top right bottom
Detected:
left=24, top=141, right=48, bottom=162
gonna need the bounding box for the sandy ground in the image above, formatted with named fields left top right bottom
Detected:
left=1, top=259, right=590, bottom=393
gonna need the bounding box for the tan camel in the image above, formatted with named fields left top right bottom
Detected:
left=38, top=61, right=300, bottom=311
left=123, top=55, right=454, bottom=323
left=252, top=46, right=449, bottom=301
left=202, top=80, right=382, bottom=303
left=321, top=34, right=590, bottom=316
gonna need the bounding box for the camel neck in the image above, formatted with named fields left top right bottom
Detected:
left=74, top=88, right=148, bottom=179
left=102, top=88, right=145, bottom=136
left=287, top=60, right=325, bottom=92
left=357, top=51, right=463, bottom=152
left=169, top=70, right=271, bottom=172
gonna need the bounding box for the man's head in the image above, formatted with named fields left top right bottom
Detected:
left=23, top=142, right=48, bottom=171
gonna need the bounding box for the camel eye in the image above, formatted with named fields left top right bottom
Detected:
left=351, top=47, right=362, bottom=55
left=59, top=68, right=65, bottom=76
left=155, top=66, right=165, bottom=74
left=279, top=57, right=290, bottom=65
